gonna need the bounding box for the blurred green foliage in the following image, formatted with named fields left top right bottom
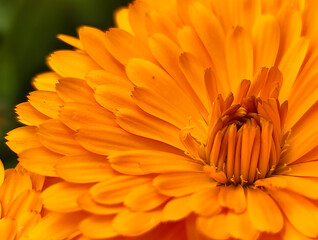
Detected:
left=0, top=0, right=130, bottom=169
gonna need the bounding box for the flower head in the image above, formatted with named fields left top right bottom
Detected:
left=6, top=0, right=318, bottom=239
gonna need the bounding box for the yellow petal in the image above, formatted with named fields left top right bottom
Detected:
left=37, top=119, right=86, bottom=156
left=42, top=182, right=91, bottom=213
left=218, top=185, right=246, bottom=213
left=0, top=161, right=4, bottom=186
left=5, top=126, right=41, bottom=154
left=153, top=173, right=217, bottom=197
left=125, top=183, right=170, bottom=211
left=247, top=188, right=283, bottom=233
left=18, top=147, right=60, bottom=177
left=109, top=150, right=202, bottom=175
left=270, top=189, right=318, bottom=238
left=48, top=50, right=101, bottom=79
left=28, top=91, right=63, bottom=119
left=189, top=187, right=221, bottom=217
left=79, top=215, right=118, bottom=239
left=112, top=209, right=162, bottom=237
left=15, top=102, right=50, bottom=126
left=32, top=72, right=60, bottom=91
left=162, top=196, right=191, bottom=221
left=56, top=153, right=116, bottom=183
left=60, top=103, right=115, bottom=131
left=252, top=14, right=280, bottom=71
left=89, top=176, right=150, bottom=205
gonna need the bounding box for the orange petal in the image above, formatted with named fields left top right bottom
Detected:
left=197, top=214, right=230, bottom=239
left=112, top=209, right=162, bottom=237
left=115, top=108, right=184, bottom=150
left=78, top=26, right=124, bottom=77
left=114, top=7, right=133, bottom=34
left=286, top=161, right=318, bottom=177
left=5, top=126, right=41, bottom=154
left=60, top=103, right=115, bottom=131
left=89, top=176, right=150, bottom=205
left=26, top=212, right=86, bottom=240
left=162, top=196, right=191, bottom=221
left=47, top=50, right=101, bottom=79
left=279, top=37, right=309, bottom=101
left=28, top=91, right=63, bottom=119
left=0, top=161, right=4, bottom=186
left=125, top=183, right=170, bottom=211
left=0, top=218, right=16, bottom=240
left=79, top=215, right=118, bottom=239
left=218, top=185, right=246, bottom=213
left=189, top=2, right=229, bottom=94
left=109, top=150, right=202, bottom=175
left=56, top=153, right=116, bottom=183
left=15, top=102, right=50, bottom=126
left=270, top=189, right=318, bottom=238
left=278, top=176, right=318, bottom=199
left=227, top=211, right=260, bottom=240
left=105, top=28, right=155, bottom=65
left=6, top=190, right=41, bottom=220
left=189, top=187, right=221, bottom=217
left=18, top=147, right=61, bottom=177
left=76, top=124, right=177, bottom=155
left=0, top=170, right=32, bottom=215
left=77, top=193, right=125, bottom=215
left=56, top=78, right=97, bottom=104
left=225, top=26, right=253, bottom=91
left=153, top=173, right=217, bottom=197
left=177, top=26, right=212, bottom=68
left=41, top=182, right=91, bottom=213
left=57, top=34, right=83, bottom=49
left=37, top=119, right=86, bottom=156
left=252, top=14, right=280, bottom=71
left=32, top=72, right=60, bottom=91
left=247, top=188, right=283, bottom=233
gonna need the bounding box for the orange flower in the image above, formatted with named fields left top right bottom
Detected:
left=6, top=0, right=318, bottom=239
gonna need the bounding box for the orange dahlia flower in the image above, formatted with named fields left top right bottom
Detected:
left=6, top=0, right=318, bottom=239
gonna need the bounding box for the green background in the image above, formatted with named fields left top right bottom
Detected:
left=0, top=0, right=130, bottom=169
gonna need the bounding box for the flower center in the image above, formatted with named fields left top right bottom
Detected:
left=181, top=70, right=289, bottom=186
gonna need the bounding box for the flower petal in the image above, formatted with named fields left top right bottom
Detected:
left=218, top=184, right=246, bottom=213
left=79, top=215, right=118, bottom=239
left=124, top=183, right=170, bottom=211
left=189, top=188, right=221, bottom=217
left=56, top=153, right=116, bottom=183
left=162, top=196, right=191, bottom=222
left=197, top=213, right=230, bottom=239
left=112, top=209, right=162, bottom=237
left=15, top=102, right=50, bottom=126
left=270, top=190, right=318, bottom=238
left=41, top=182, right=91, bottom=213
left=32, top=72, right=60, bottom=91
left=247, top=188, right=283, bottom=233
left=153, top=173, right=217, bottom=197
